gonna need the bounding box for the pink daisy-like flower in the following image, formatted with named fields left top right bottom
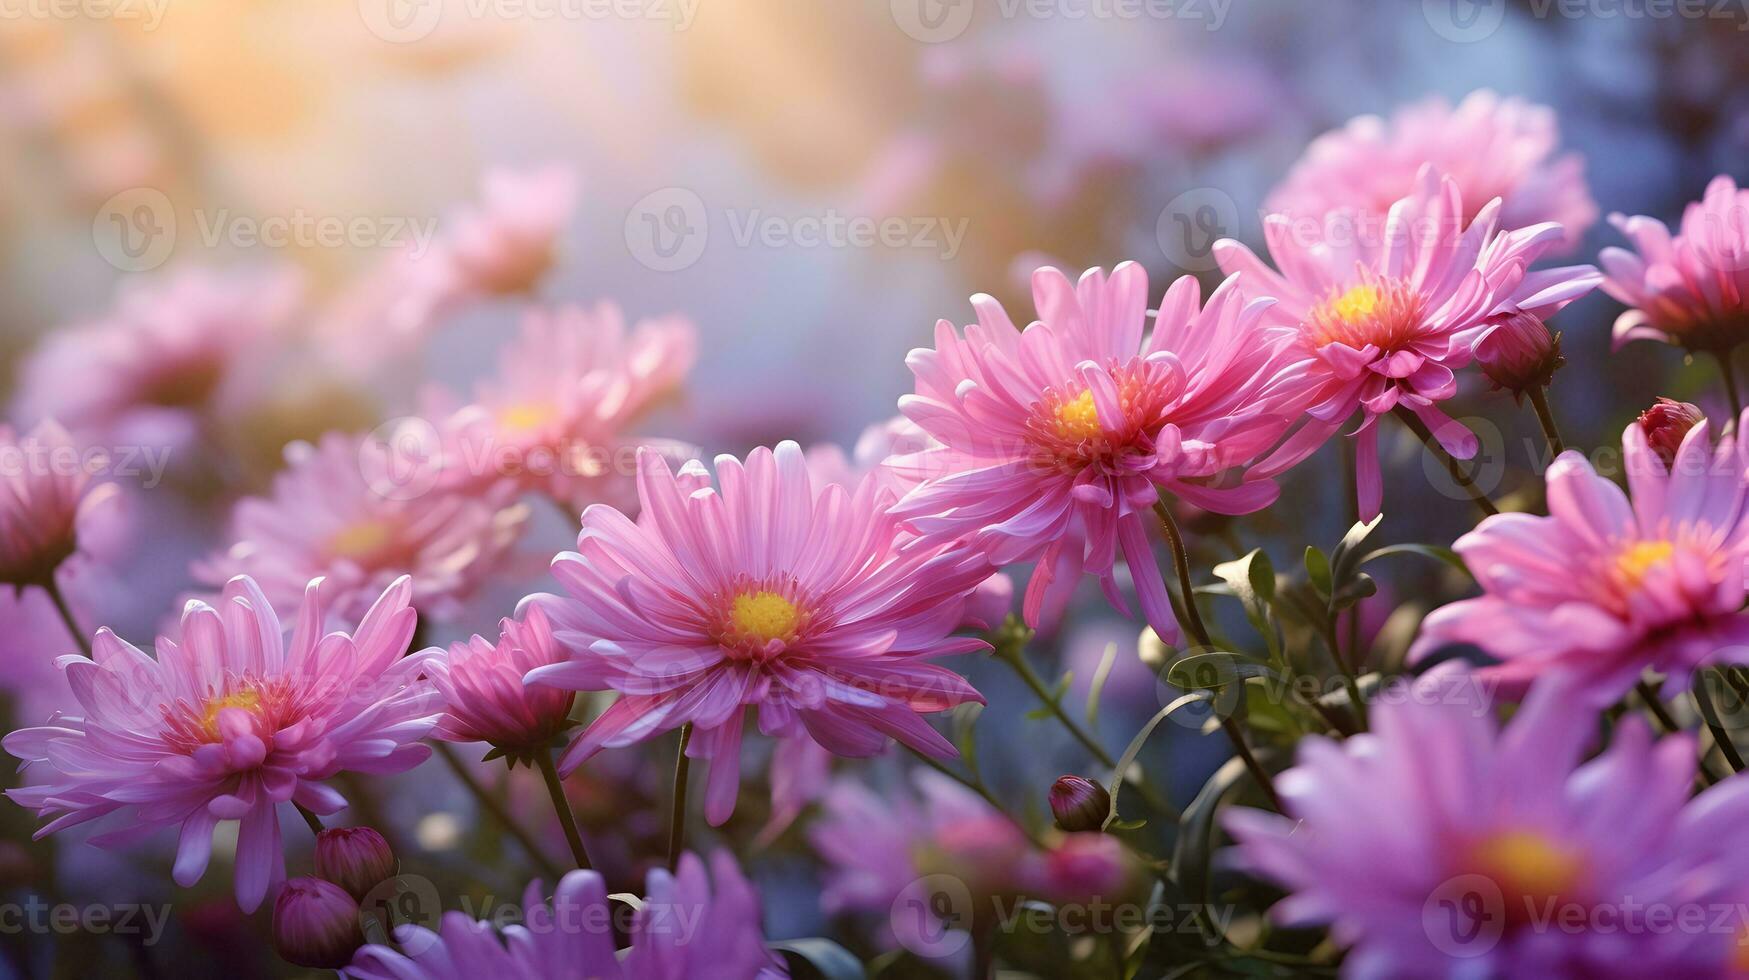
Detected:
left=1601, top=174, right=1749, bottom=354
left=196, top=432, right=528, bottom=625
left=14, top=266, right=300, bottom=444
left=1217, top=167, right=1601, bottom=519
left=348, top=852, right=788, bottom=980
left=1410, top=409, right=1749, bottom=704
left=438, top=165, right=577, bottom=297
left=524, top=442, right=991, bottom=825
left=427, top=604, right=576, bottom=765
left=1225, top=676, right=1749, bottom=977
left=0, top=420, right=119, bottom=590
left=1267, top=90, right=1598, bottom=253
left=3, top=575, right=440, bottom=912
left=889, top=262, right=1301, bottom=642
left=433, top=302, right=696, bottom=513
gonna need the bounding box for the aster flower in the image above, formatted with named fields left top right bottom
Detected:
left=1266, top=90, right=1598, bottom=253
left=1410, top=409, right=1749, bottom=704
left=195, top=432, right=528, bottom=625
left=524, top=442, right=991, bottom=825
left=1601, top=174, right=1749, bottom=354
left=0, top=420, right=119, bottom=592
left=1217, top=167, right=1601, bottom=519
left=1224, top=676, right=1749, bottom=977
left=438, top=165, right=577, bottom=297
left=3, top=575, right=440, bottom=912
left=428, top=604, right=576, bottom=765
left=890, top=262, right=1302, bottom=642
left=433, top=302, right=697, bottom=513
left=13, top=266, right=300, bottom=444
left=348, top=852, right=788, bottom=980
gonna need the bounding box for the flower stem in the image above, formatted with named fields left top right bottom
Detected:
left=904, top=746, right=1046, bottom=849
left=995, top=643, right=1116, bottom=769
left=39, top=578, right=90, bottom=658
left=1716, top=351, right=1744, bottom=419
left=536, top=750, right=592, bottom=870
left=1526, top=385, right=1565, bottom=457
left=434, top=742, right=563, bottom=880
left=667, top=724, right=692, bottom=871
left=294, top=803, right=324, bottom=837
left=1392, top=407, right=1499, bottom=517
left=1694, top=673, right=1747, bottom=775
left=1635, top=680, right=1725, bottom=785
left=1218, top=715, right=1283, bottom=812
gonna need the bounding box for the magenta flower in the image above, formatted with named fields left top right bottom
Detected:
left=1411, top=409, right=1749, bottom=704
left=1601, top=174, right=1749, bottom=354
left=1224, top=677, right=1749, bottom=977
left=890, top=262, right=1302, bottom=642
left=433, top=302, right=696, bottom=513
left=428, top=604, right=576, bottom=764
left=13, top=267, right=300, bottom=444
left=1267, top=90, right=1598, bottom=253
left=0, top=420, right=119, bottom=590
left=1218, top=167, right=1601, bottom=518
left=525, top=442, right=990, bottom=825
left=195, top=432, right=528, bottom=624
left=3, top=575, right=440, bottom=912
left=348, top=852, right=788, bottom=980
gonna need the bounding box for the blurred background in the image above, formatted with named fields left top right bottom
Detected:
left=1, top=1, right=1747, bottom=976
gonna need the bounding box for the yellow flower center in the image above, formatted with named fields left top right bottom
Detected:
left=328, top=520, right=394, bottom=561
left=1306, top=276, right=1424, bottom=351
left=498, top=402, right=556, bottom=432
left=1615, top=539, right=1675, bottom=585
left=1054, top=390, right=1101, bottom=441
left=1327, top=284, right=1381, bottom=323
left=1469, top=830, right=1584, bottom=905
left=201, top=689, right=262, bottom=738
left=730, top=590, right=799, bottom=644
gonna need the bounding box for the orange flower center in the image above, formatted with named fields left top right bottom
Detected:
left=1306, top=277, right=1425, bottom=352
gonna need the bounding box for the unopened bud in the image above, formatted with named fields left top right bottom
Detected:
left=272, top=877, right=364, bottom=970
left=1049, top=775, right=1110, bottom=833
left=1477, top=312, right=1563, bottom=393
left=315, top=827, right=395, bottom=902
left=1638, top=398, right=1705, bottom=468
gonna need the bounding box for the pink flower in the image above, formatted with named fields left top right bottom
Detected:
left=13, top=267, right=301, bottom=444
left=1601, top=174, right=1749, bottom=353
left=0, top=420, right=119, bottom=590
left=1267, top=90, right=1598, bottom=253
left=439, top=165, right=577, bottom=297
left=890, top=262, right=1301, bottom=642
left=1218, top=167, right=1601, bottom=519
left=1639, top=398, right=1705, bottom=468
left=432, top=303, right=696, bottom=513
left=1225, top=676, right=1749, bottom=977
left=349, top=853, right=788, bottom=980
left=1411, top=409, right=1749, bottom=704
left=1474, top=310, right=1564, bottom=394
left=524, top=442, right=991, bottom=825
left=428, top=604, right=576, bottom=763
left=3, top=575, right=440, bottom=912
left=195, top=432, right=528, bottom=625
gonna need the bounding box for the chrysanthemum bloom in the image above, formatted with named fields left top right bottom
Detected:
left=433, top=303, right=696, bottom=513
left=196, top=432, right=528, bottom=624
left=3, top=575, right=440, bottom=912
left=438, top=165, right=577, bottom=297
left=525, top=442, right=991, bottom=825
left=1224, top=677, right=1749, bottom=977
left=1601, top=174, right=1749, bottom=354
left=428, top=604, right=576, bottom=765
left=348, top=852, right=788, bottom=980
left=0, top=420, right=119, bottom=591
left=1266, top=90, right=1598, bottom=253
left=1410, top=410, right=1749, bottom=703
left=890, top=262, right=1302, bottom=642
left=1217, top=167, right=1601, bottom=518
left=13, top=266, right=301, bottom=443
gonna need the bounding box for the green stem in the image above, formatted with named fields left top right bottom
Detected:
left=1526, top=385, right=1566, bottom=457
left=668, top=724, right=692, bottom=871
left=1635, top=680, right=1724, bottom=786
left=1321, top=621, right=1369, bottom=732
left=1392, top=407, right=1499, bottom=518
left=434, top=742, right=563, bottom=880
left=536, top=750, right=592, bottom=870
left=1716, top=351, right=1744, bottom=420
left=1219, top=716, right=1282, bottom=811
left=904, top=746, right=1046, bottom=849
left=1695, top=673, right=1747, bottom=775
left=39, top=578, right=91, bottom=658
left=997, top=645, right=1116, bottom=769
left=294, top=803, right=324, bottom=837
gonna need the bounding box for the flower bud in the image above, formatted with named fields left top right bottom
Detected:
left=1638, top=398, right=1705, bottom=468
left=1032, top=832, right=1145, bottom=904
left=1476, top=312, right=1563, bottom=393
left=1049, top=775, right=1110, bottom=833
left=272, top=877, right=364, bottom=970
left=314, top=827, right=395, bottom=901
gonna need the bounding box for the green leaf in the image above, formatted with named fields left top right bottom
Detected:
left=1165, top=652, right=1278, bottom=692
left=952, top=702, right=983, bottom=772
left=1087, top=641, right=1119, bottom=728
left=771, top=938, right=866, bottom=980
left=1213, top=549, right=1281, bottom=661
left=1330, top=514, right=1385, bottom=586
left=1168, top=755, right=1252, bottom=945
left=1359, top=542, right=1467, bottom=573
left=1104, top=692, right=1212, bottom=829
left=1331, top=571, right=1379, bottom=610
left=1304, top=546, right=1332, bottom=598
